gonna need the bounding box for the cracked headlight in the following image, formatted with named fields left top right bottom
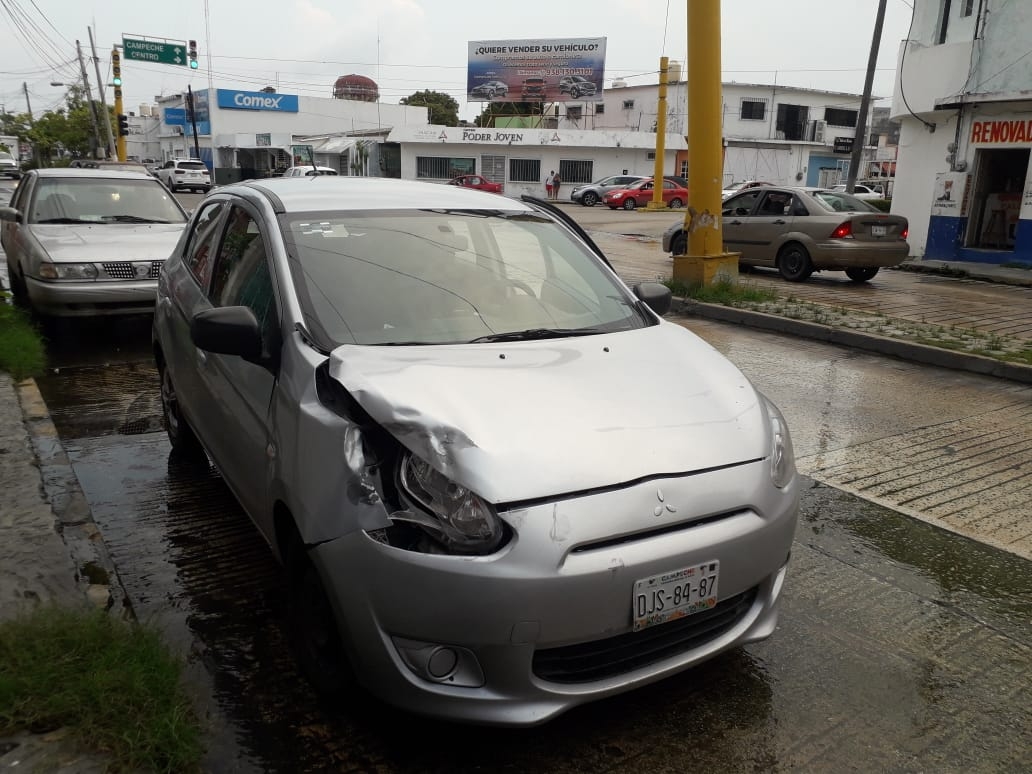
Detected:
left=396, top=453, right=504, bottom=554
left=761, top=395, right=796, bottom=489
left=37, top=262, right=98, bottom=281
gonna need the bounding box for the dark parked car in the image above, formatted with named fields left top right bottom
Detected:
left=558, top=76, right=597, bottom=99
left=152, top=176, right=798, bottom=727
left=662, top=185, right=908, bottom=282
left=470, top=81, right=509, bottom=100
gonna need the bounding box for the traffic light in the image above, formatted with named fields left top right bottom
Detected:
left=117, top=114, right=129, bottom=137
left=188, top=40, right=198, bottom=69
left=111, top=49, right=122, bottom=87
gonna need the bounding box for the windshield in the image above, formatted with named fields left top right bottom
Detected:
left=30, top=177, right=188, bottom=224
left=812, top=191, right=878, bottom=213
left=284, top=209, right=647, bottom=346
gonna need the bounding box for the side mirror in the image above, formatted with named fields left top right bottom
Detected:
left=190, top=306, right=262, bottom=361
left=633, top=282, right=672, bottom=317
left=0, top=206, right=22, bottom=224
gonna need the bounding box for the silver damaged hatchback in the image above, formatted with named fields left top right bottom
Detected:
left=152, top=177, right=799, bottom=726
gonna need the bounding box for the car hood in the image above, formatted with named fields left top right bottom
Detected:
left=328, top=323, right=768, bottom=504
left=29, top=223, right=186, bottom=262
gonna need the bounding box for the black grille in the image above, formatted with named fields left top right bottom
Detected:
left=101, top=261, right=162, bottom=280
left=532, top=587, right=757, bottom=683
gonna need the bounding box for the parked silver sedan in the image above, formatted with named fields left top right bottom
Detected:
left=152, top=177, right=799, bottom=726
left=0, top=168, right=188, bottom=315
left=664, top=186, right=909, bottom=282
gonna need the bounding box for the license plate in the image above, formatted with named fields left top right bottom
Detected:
left=871, top=224, right=887, bottom=236
left=632, top=561, right=719, bottom=632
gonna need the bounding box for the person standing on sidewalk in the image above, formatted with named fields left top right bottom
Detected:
left=545, top=171, right=554, bottom=200
left=552, top=170, right=562, bottom=200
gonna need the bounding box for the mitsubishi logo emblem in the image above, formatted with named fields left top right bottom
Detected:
left=654, top=489, right=677, bottom=517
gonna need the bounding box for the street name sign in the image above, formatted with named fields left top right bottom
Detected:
left=122, top=37, right=187, bottom=66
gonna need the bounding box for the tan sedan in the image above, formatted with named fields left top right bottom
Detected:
left=663, top=186, right=909, bottom=282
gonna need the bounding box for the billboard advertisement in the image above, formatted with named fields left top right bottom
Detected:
left=467, top=37, right=606, bottom=103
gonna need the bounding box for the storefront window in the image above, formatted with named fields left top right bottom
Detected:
left=416, top=156, right=475, bottom=179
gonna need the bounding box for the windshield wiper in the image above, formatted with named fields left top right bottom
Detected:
left=469, top=327, right=607, bottom=343
left=102, top=215, right=170, bottom=223
left=35, top=217, right=92, bottom=224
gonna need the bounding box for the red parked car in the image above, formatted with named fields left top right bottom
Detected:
left=447, top=174, right=503, bottom=193
left=604, top=178, right=688, bottom=210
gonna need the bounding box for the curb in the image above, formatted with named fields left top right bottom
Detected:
left=15, top=378, right=132, bottom=617
left=671, top=297, right=1032, bottom=385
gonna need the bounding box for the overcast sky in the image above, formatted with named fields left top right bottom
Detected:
left=0, top=0, right=915, bottom=123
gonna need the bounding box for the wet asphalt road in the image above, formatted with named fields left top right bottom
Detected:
left=29, top=314, right=1031, bottom=774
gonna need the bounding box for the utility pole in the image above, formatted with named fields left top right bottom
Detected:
left=673, top=0, right=738, bottom=287
left=88, top=27, right=116, bottom=159
left=647, top=56, right=670, bottom=210
left=847, top=0, right=888, bottom=194
left=187, top=85, right=201, bottom=160
left=76, top=41, right=104, bottom=159
left=22, top=82, right=40, bottom=167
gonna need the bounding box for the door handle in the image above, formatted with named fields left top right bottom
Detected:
left=728, top=220, right=742, bottom=226
left=773, top=219, right=787, bottom=225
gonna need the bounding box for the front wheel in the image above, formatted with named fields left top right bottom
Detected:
left=159, top=363, right=205, bottom=460
left=777, top=243, right=813, bottom=282
left=845, top=267, right=879, bottom=282
left=669, top=197, right=683, bottom=209
left=582, top=191, right=599, bottom=207
left=622, top=198, right=637, bottom=210
left=670, top=232, right=687, bottom=256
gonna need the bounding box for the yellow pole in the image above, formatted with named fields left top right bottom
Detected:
left=673, top=0, right=739, bottom=285
left=113, top=48, right=126, bottom=161
left=646, top=57, right=669, bottom=210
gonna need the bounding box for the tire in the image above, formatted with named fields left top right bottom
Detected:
left=845, top=267, right=879, bottom=282
left=623, top=198, right=637, bottom=210
left=669, top=197, right=683, bottom=209
left=159, top=361, right=205, bottom=460
left=582, top=191, right=599, bottom=207
left=777, top=243, right=814, bottom=282
left=670, top=232, right=687, bottom=256
left=286, top=535, right=354, bottom=702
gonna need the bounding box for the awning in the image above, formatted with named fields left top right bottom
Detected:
left=303, top=136, right=357, bottom=154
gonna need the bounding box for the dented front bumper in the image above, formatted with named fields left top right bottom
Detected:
left=310, top=459, right=798, bottom=726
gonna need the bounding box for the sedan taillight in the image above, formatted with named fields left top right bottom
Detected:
left=900, top=227, right=909, bottom=239
left=830, top=221, right=853, bottom=239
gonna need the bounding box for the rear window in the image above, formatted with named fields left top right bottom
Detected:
left=178, top=162, right=208, bottom=171
left=813, top=191, right=878, bottom=213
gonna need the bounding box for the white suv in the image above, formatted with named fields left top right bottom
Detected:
left=0, top=150, right=20, bottom=179
left=157, top=159, right=211, bottom=193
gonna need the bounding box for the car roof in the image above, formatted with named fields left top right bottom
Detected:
left=34, top=168, right=160, bottom=180
left=223, top=176, right=533, bottom=214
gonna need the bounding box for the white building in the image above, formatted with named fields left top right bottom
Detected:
left=891, top=0, right=1032, bottom=264
left=125, top=105, right=161, bottom=162
left=153, top=87, right=430, bottom=183
left=388, top=124, right=685, bottom=199
left=555, top=74, right=882, bottom=189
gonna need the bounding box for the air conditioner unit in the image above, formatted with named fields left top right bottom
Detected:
left=814, top=120, right=827, bottom=143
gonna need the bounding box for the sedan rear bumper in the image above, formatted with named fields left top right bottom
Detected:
left=811, top=240, right=910, bottom=269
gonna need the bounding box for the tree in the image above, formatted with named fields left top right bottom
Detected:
left=475, top=101, right=546, bottom=128
left=400, top=90, right=459, bottom=126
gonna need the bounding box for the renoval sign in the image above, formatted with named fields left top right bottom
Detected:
left=216, top=89, right=299, bottom=113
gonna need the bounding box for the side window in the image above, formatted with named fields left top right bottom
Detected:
left=209, top=207, right=278, bottom=348
left=791, top=196, right=809, bottom=216
left=183, top=202, right=225, bottom=289
left=11, top=175, right=33, bottom=209
left=758, top=192, right=791, bottom=216
left=723, top=190, right=762, bottom=217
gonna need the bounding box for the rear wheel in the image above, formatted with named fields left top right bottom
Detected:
left=777, top=243, right=813, bottom=282
left=623, top=198, right=637, bottom=210
left=159, top=362, right=205, bottom=460
left=845, top=267, right=879, bottom=282
left=582, top=191, right=599, bottom=207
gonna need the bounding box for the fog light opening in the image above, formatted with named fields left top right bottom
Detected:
left=427, top=646, right=459, bottom=679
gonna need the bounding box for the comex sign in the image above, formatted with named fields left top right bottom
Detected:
left=216, top=89, right=299, bottom=113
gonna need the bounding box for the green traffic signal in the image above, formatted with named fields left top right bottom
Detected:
left=112, top=76, right=122, bottom=86
left=189, top=60, right=198, bottom=70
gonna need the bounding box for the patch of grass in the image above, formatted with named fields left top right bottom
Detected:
left=1000, top=261, right=1032, bottom=271
left=0, top=606, right=202, bottom=773
left=665, top=277, right=778, bottom=305
left=0, top=298, right=45, bottom=380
